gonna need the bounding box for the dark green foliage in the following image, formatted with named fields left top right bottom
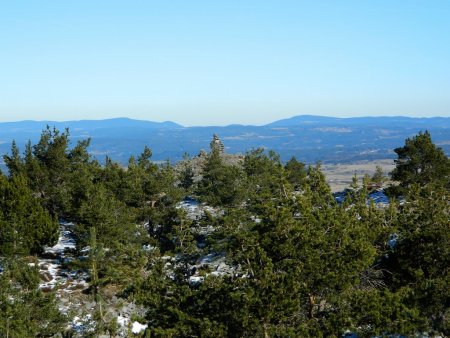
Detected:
left=243, top=148, right=291, bottom=213
left=77, top=184, right=137, bottom=248
left=371, top=165, right=387, bottom=186
left=123, top=146, right=160, bottom=208
left=390, top=130, right=450, bottom=193
left=26, top=127, right=72, bottom=215
left=196, top=138, right=245, bottom=207
left=384, top=183, right=450, bottom=335
left=136, top=159, right=390, bottom=337
left=284, top=156, right=307, bottom=189
left=145, top=204, right=186, bottom=254
left=98, top=156, right=128, bottom=201
left=3, top=140, right=24, bottom=177
left=1, top=128, right=448, bottom=337
left=75, top=183, right=148, bottom=288
left=199, top=162, right=245, bottom=207
left=0, top=174, right=59, bottom=255
left=178, top=153, right=195, bottom=192
left=341, top=288, right=426, bottom=336
left=66, top=138, right=101, bottom=217
left=133, top=133, right=450, bottom=336
left=0, top=259, right=67, bottom=337
left=4, top=126, right=100, bottom=219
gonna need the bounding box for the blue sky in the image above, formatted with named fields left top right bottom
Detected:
left=0, top=0, right=449, bottom=126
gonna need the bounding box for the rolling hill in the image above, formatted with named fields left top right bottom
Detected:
left=0, top=116, right=449, bottom=166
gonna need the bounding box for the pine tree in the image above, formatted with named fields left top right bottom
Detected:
left=3, top=140, right=24, bottom=177
left=0, top=174, right=59, bottom=255
left=385, top=183, right=450, bottom=335
left=197, top=135, right=245, bottom=207
left=371, top=165, right=387, bottom=187
left=284, top=156, right=306, bottom=190
left=0, top=259, right=67, bottom=337
left=390, top=131, right=450, bottom=194
left=178, top=153, right=195, bottom=192
left=243, top=148, right=291, bottom=214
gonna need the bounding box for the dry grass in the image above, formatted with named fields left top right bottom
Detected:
left=322, top=159, right=396, bottom=192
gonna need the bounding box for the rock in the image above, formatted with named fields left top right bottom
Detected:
left=40, top=271, right=53, bottom=282
left=210, top=134, right=224, bottom=153
left=40, top=263, right=50, bottom=271
left=121, top=304, right=135, bottom=316
left=67, top=282, right=87, bottom=291
left=85, top=301, right=96, bottom=310
left=217, top=262, right=229, bottom=272
left=104, top=309, right=119, bottom=321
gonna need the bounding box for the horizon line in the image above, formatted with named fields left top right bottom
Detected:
left=1, top=114, right=450, bottom=128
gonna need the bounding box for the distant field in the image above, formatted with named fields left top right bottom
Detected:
left=322, top=159, right=395, bottom=192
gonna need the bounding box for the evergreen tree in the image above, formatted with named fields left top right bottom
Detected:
left=371, top=165, right=387, bottom=187
left=197, top=136, right=245, bottom=207
left=135, top=159, right=395, bottom=337
left=30, top=126, right=72, bottom=215
left=0, top=127, right=447, bottom=337
left=0, top=259, right=67, bottom=337
left=390, top=131, right=450, bottom=194
left=385, top=183, right=450, bottom=335
left=0, top=174, right=59, bottom=255
left=178, top=153, right=195, bottom=192
left=66, top=137, right=101, bottom=219
left=6, top=127, right=99, bottom=219
left=76, top=184, right=147, bottom=286
left=284, top=156, right=306, bottom=190
left=243, top=148, right=291, bottom=213
left=3, top=140, right=24, bottom=177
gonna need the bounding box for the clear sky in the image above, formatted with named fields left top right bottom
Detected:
left=0, top=1, right=449, bottom=126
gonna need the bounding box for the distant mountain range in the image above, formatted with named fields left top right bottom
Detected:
left=0, top=116, right=449, bottom=166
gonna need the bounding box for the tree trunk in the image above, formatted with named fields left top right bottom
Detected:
left=308, top=294, right=316, bottom=319
left=263, top=322, right=270, bottom=338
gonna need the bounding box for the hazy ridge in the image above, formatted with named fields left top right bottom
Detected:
left=0, top=116, right=449, bottom=165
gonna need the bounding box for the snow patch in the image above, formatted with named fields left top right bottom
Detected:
left=132, top=321, right=148, bottom=334
left=72, top=314, right=95, bottom=333
left=44, top=222, right=76, bottom=254
left=117, top=315, right=130, bottom=327
left=38, top=222, right=89, bottom=292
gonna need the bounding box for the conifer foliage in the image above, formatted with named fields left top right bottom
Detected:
left=390, top=130, right=450, bottom=192
left=0, top=173, right=58, bottom=255
left=0, top=129, right=448, bottom=337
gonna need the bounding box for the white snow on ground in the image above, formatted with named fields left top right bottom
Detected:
left=176, top=197, right=223, bottom=220
left=132, top=321, right=148, bottom=334
left=72, top=314, right=95, bottom=333
left=174, top=198, right=237, bottom=284
left=176, top=197, right=202, bottom=219
left=117, top=315, right=130, bottom=327
left=44, top=221, right=76, bottom=254
left=33, top=221, right=148, bottom=337
left=38, top=222, right=89, bottom=291
left=188, top=276, right=205, bottom=285
left=199, top=252, right=223, bottom=265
